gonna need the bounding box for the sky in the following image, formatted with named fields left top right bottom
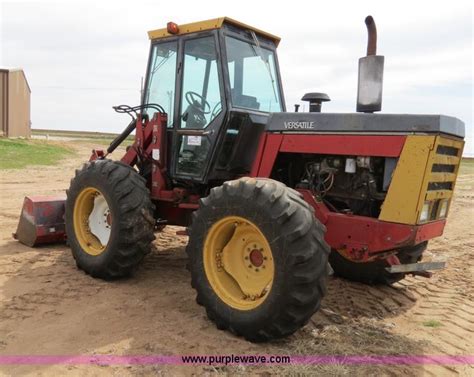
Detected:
left=1, top=0, right=472, bottom=155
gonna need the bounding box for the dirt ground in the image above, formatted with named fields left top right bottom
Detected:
left=0, top=141, right=472, bottom=376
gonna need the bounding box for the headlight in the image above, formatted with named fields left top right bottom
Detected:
left=439, top=200, right=449, bottom=218
left=419, top=202, right=431, bottom=222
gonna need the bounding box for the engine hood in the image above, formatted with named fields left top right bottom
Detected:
left=265, top=113, right=465, bottom=138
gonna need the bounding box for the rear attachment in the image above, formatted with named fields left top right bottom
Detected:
left=386, top=261, right=446, bottom=278
left=13, top=195, right=66, bottom=247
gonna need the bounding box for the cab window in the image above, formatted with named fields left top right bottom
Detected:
left=225, top=36, right=282, bottom=112
left=180, top=36, right=221, bottom=129
left=144, top=41, right=178, bottom=127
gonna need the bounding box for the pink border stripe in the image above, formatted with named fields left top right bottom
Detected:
left=0, top=356, right=180, bottom=365
left=292, top=355, right=474, bottom=365
left=0, top=355, right=472, bottom=366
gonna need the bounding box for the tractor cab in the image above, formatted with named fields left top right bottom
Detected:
left=143, top=18, right=285, bottom=183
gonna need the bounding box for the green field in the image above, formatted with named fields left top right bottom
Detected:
left=32, top=129, right=133, bottom=144
left=460, top=157, right=474, bottom=173
left=0, top=138, right=74, bottom=169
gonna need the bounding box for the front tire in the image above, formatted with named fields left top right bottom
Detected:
left=65, top=160, right=155, bottom=279
left=187, top=178, right=329, bottom=342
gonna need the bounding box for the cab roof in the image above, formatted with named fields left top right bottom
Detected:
left=147, top=17, right=280, bottom=46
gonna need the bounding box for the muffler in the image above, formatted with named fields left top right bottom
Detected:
left=356, top=16, right=384, bottom=113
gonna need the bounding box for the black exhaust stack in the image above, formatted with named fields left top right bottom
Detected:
left=356, top=16, right=384, bottom=113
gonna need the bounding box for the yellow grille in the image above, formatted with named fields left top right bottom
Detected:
left=379, top=135, right=464, bottom=225
left=418, top=136, right=464, bottom=222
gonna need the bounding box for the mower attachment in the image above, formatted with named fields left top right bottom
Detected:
left=13, top=195, right=67, bottom=247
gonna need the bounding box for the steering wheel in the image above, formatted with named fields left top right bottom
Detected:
left=185, top=91, right=211, bottom=114
left=210, top=102, right=222, bottom=121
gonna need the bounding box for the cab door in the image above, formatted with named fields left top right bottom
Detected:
left=172, top=32, right=225, bottom=182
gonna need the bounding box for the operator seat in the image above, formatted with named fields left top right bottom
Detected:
left=231, top=89, right=260, bottom=110
left=182, top=103, right=207, bottom=129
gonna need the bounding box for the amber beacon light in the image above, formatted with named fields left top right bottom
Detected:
left=167, top=22, right=179, bottom=34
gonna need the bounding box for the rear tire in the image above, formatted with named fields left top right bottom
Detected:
left=65, top=159, right=155, bottom=279
left=329, top=242, right=427, bottom=285
left=186, top=177, right=330, bottom=342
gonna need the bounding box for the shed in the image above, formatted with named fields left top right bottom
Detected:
left=0, top=68, right=31, bottom=138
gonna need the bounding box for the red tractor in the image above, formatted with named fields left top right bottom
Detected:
left=15, top=17, right=465, bottom=342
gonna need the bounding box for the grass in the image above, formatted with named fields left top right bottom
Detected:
left=225, top=319, right=428, bottom=376
left=32, top=128, right=133, bottom=142
left=460, top=158, right=474, bottom=174
left=0, top=138, right=74, bottom=169
left=32, top=128, right=129, bottom=139
left=422, top=320, right=443, bottom=328
left=32, top=129, right=134, bottom=148
left=69, top=137, right=121, bottom=146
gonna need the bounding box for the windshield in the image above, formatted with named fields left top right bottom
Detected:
left=144, top=41, right=178, bottom=126
left=225, top=36, right=282, bottom=112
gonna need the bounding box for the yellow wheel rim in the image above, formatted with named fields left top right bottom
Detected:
left=203, top=216, right=274, bottom=310
left=73, top=187, right=111, bottom=256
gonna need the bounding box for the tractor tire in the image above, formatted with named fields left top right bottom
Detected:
left=65, top=159, right=155, bottom=279
left=329, top=242, right=427, bottom=285
left=186, top=177, right=330, bottom=342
